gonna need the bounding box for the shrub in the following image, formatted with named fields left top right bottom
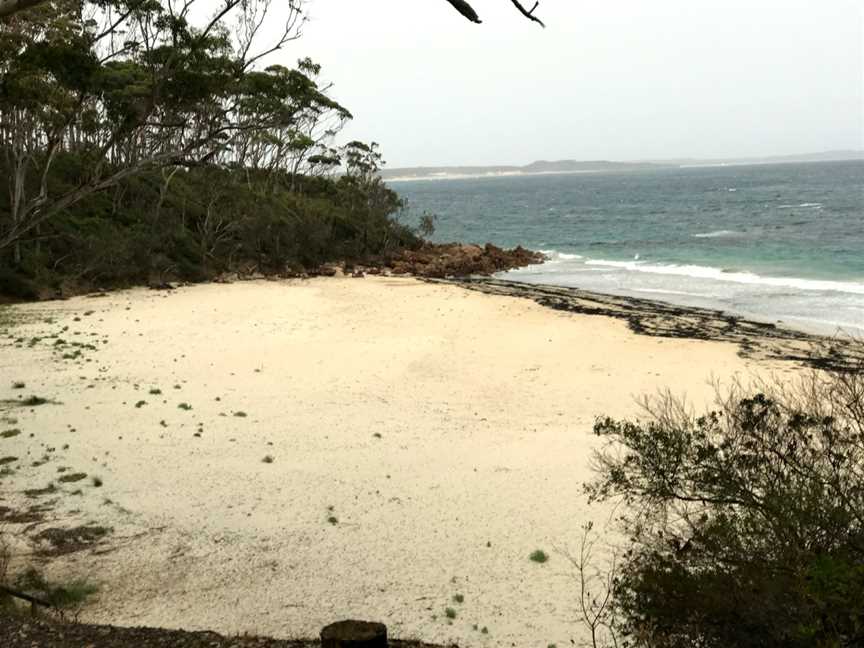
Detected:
left=529, top=550, right=549, bottom=564
left=586, top=363, right=864, bottom=648
left=14, top=568, right=98, bottom=608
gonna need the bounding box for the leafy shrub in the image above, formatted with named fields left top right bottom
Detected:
left=586, top=363, right=864, bottom=648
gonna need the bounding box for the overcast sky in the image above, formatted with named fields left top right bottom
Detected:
left=285, top=0, right=862, bottom=168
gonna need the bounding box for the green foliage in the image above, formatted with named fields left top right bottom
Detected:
left=0, top=151, right=419, bottom=296
left=14, top=568, right=98, bottom=608
left=529, top=549, right=549, bottom=563
left=586, top=367, right=864, bottom=648
left=0, top=0, right=421, bottom=289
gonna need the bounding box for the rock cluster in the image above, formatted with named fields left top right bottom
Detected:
left=386, top=243, right=544, bottom=278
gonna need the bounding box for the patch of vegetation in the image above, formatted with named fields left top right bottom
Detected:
left=529, top=550, right=549, bottom=564
left=11, top=382, right=25, bottom=390
left=57, top=472, right=87, bottom=483
left=327, top=516, right=339, bottom=525
left=0, top=429, right=21, bottom=439
left=234, top=411, right=247, bottom=418
left=23, top=395, right=49, bottom=406
left=91, top=476, right=103, bottom=487
left=134, top=400, right=147, bottom=408
left=0, top=456, right=18, bottom=466
left=1, top=395, right=53, bottom=409
left=14, top=568, right=99, bottom=607
left=585, top=364, right=864, bottom=648
left=148, top=388, right=162, bottom=395
left=177, top=403, right=192, bottom=411
left=452, top=593, right=464, bottom=603
left=445, top=607, right=457, bottom=620
left=262, top=455, right=274, bottom=464
left=23, top=483, right=56, bottom=498
left=32, top=525, right=111, bottom=556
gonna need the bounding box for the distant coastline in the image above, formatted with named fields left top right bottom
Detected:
left=383, top=150, right=863, bottom=182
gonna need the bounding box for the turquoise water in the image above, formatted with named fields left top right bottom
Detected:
left=394, top=160, right=864, bottom=334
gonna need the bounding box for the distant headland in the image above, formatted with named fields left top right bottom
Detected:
left=382, top=150, right=863, bottom=181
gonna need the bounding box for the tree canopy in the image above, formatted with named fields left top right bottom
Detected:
left=0, top=0, right=425, bottom=296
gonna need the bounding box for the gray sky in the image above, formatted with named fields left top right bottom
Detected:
left=287, top=0, right=863, bottom=168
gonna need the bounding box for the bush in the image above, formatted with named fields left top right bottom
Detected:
left=586, top=362, right=864, bottom=648
left=0, top=154, right=423, bottom=300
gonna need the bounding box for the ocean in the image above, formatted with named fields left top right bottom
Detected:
left=394, top=160, right=864, bottom=335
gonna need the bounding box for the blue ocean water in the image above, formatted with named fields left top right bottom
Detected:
left=394, top=160, right=864, bottom=334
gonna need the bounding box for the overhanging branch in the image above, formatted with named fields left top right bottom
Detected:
left=444, top=0, right=544, bottom=26
left=444, top=0, right=481, bottom=23
left=509, top=0, right=544, bottom=27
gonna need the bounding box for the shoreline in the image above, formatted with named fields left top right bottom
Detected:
left=438, top=277, right=863, bottom=372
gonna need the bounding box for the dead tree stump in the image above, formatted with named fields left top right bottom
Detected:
left=320, top=620, right=387, bottom=647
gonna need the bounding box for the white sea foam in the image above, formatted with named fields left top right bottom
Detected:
left=692, top=230, right=743, bottom=239
left=799, top=202, right=823, bottom=208
left=584, top=259, right=864, bottom=295
left=540, top=249, right=584, bottom=261
left=633, top=288, right=707, bottom=297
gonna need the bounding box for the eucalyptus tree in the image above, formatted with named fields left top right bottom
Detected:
left=0, top=0, right=348, bottom=261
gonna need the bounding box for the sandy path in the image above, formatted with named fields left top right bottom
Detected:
left=0, top=277, right=784, bottom=646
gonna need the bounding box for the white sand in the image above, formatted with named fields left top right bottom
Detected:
left=0, top=277, right=787, bottom=646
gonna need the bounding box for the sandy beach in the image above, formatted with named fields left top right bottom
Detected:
left=0, top=277, right=793, bottom=646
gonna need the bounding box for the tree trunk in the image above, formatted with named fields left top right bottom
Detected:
left=320, top=620, right=387, bottom=648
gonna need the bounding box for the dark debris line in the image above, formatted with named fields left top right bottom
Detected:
left=435, top=277, right=864, bottom=372
left=0, top=614, right=452, bottom=648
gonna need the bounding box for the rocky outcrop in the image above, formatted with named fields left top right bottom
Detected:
left=386, top=243, right=544, bottom=278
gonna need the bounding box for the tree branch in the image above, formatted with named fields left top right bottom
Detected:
left=444, top=0, right=544, bottom=26
left=444, top=0, right=481, bottom=23
left=509, top=0, right=544, bottom=27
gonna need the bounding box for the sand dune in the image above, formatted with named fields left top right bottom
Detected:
left=0, top=277, right=787, bottom=646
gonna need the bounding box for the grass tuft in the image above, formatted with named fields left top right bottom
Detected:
left=529, top=549, right=549, bottom=564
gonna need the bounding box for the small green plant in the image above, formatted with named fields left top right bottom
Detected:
left=453, top=593, right=464, bottom=603
left=530, top=549, right=549, bottom=564
left=445, top=607, right=457, bottom=619
left=134, top=400, right=147, bottom=408
left=58, top=472, right=87, bottom=483
left=262, top=455, right=274, bottom=464
left=11, top=381, right=25, bottom=390
left=481, top=626, right=489, bottom=634
left=22, top=396, right=49, bottom=406
left=177, top=403, right=192, bottom=411
left=91, top=476, right=103, bottom=487
left=149, top=388, right=162, bottom=395
left=0, top=429, right=21, bottom=439
left=14, top=568, right=98, bottom=608
left=234, top=411, right=247, bottom=418
left=327, top=516, right=339, bottom=525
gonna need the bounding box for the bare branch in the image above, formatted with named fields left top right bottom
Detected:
left=509, top=0, right=544, bottom=27
left=444, top=0, right=544, bottom=27
left=444, top=0, right=481, bottom=23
